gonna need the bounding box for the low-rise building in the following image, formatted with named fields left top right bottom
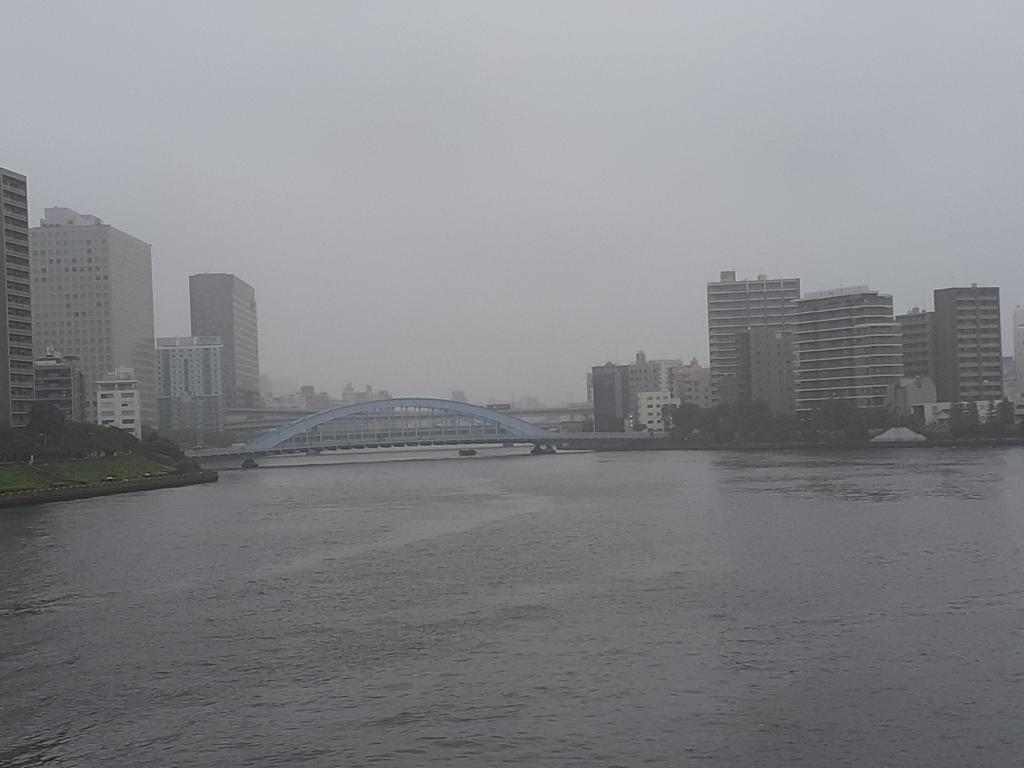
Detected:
left=910, top=400, right=1015, bottom=430
left=673, top=359, right=712, bottom=410
left=636, top=390, right=679, bottom=432
left=889, top=376, right=937, bottom=420
left=96, top=366, right=141, bottom=439
left=33, top=348, right=86, bottom=422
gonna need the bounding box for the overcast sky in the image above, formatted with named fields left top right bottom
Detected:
left=4, top=2, right=1023, bottom=404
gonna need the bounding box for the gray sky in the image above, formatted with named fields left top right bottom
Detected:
left=4, top=1, right=1023, bottom=404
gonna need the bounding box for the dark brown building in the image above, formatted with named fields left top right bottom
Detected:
left=590, top=363, right=630, bottom=432
left=932, top=285, right=1002, bottom=402
left=735, top=326, right=796, bottom=414
left=896, top=308, right=934, bottom=380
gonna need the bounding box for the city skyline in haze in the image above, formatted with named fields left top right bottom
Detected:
left=6, top=2, right=1024, bottom=404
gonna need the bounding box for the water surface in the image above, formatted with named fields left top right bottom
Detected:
left=2, top=448, right=1023, bottom=766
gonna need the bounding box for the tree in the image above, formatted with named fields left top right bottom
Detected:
left=949, top=401, right=980, bottom=438
left=27, top=402, right=65, bottom=436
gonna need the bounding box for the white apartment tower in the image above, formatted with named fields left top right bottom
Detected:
left=706, top=271, right=801, bottom=403
left=792, top=286, right=904, bottom=411
left=29, top=208, right=156, bottom=425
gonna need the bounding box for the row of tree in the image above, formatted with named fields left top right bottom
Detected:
left=662, top=398, right=1021, bottom=444
left=0, top=403, right=190, bottom=466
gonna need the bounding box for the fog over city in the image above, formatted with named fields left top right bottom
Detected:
left=5, top=1, right=1023, bottom=404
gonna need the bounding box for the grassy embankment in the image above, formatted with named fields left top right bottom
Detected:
left=0, top=456, right=177, bottom=495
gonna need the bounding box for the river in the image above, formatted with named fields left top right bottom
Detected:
left=2, top=448, right=1023, bottom=766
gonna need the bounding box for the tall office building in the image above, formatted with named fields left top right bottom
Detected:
left=896, top=308, right=934, bottom=380
left=706, top=271, right=800, bottom=403
left=156, top=336, right=224, bottom=436
left=735, top=326, right=796, bottom=414
left=29, top=207, right=156, bottom=424
left=792, top=287, right=903, bottom=411
left=1, top=167, right=34, bottom=427
left=189, top=273, right=260, bottom=408
left=932, top=285, right=1002, bottom=402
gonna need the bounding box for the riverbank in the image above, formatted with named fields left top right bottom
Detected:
left=0, top=457, right=218, bottom=509
left=571, top=436, right=1024, bottom=452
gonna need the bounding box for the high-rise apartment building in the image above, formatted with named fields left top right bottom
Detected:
left=735, top=326, right=796, bottom=414
left=1, top=167, right=34, bottom=427
left=156, top=336, right=225, bottom=436
left=791, top=287, right=903, bottom=411
left=29, top=207, right=156, bottom=425
left=189, top=273, right=260, bottom=408
left=896, top=308, right=934, bottom=380
left=932, top=285, right=1002, bottom=402
left=706, top=271, right=800, bottom=403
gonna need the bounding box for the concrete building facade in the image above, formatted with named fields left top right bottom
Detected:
left=96, top=366, right=141, bottom=439
left=29, top=207, right=156, bottom=425
left=156, top=336, right=224, bottom=436
left=735, top=326, right=796, bottom=414
left=1, top=167, right=34, bottom=427
left=673, top=360, right=712, bottom=410
left=189, top=273, right=260, bottom=409
left=791, top=286, right=904, bottom=411
left=34, top=349, right=86, bottom=422
left=636, top=390, right=679, bottom=432
left=626, top=351, right=682, bottom=425
left=706, top=271, right=800, bottom=403
left=896, top=308, right=934, bottom=380
left=932, top=285, right=1002, bottom=402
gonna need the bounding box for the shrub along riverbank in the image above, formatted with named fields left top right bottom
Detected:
left=0, top=404, right=216, bottom=507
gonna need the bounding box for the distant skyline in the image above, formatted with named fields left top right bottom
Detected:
left=6, top=2, right=1024, bottom=404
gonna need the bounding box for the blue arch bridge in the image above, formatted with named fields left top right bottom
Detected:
left=185, top=398, right=661, bottom=466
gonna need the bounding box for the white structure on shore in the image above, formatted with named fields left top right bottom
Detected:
left=96, top=366, right=141, bottom=439
left=636, top=390, right=679, bottom=432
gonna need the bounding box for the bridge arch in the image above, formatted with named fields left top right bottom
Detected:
left=244, top=398, right=550, bottom=452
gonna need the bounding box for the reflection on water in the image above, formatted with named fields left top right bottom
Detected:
left=2, top=448, right=1023, bottom=766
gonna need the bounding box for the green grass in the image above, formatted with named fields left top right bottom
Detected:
left=0, top=456, right=177, bottom=494
left=46, top=457, right=175, bottom=483
left=0, top=466, right=47, bottom=493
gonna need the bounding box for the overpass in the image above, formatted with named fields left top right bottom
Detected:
left=187, top=398, right=659, bottom=466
